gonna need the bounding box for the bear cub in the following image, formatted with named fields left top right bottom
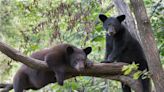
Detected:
left=99, top=14, right=150, bottom=92
left=45, top=44, right=92, bottom=85
left=13, top=44, right=92, bottom=92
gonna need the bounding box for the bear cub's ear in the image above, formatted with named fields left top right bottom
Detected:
left=66, top=46, right=74, bottom=54
left=99, top=14, right=108, bottom=22
left=83, top=47, right=92, bottom=55
left=116, top=15, right=126, bottom=23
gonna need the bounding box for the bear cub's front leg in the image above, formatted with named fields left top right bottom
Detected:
left=54, top=67, right=65, bottom=85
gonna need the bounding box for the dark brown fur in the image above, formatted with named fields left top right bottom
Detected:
left=13, top=44, right=92, bottom=92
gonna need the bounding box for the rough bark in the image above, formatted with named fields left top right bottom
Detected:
left=0, top=41, right=142, bottom=92
left=130, top=0, right=164, bottom=92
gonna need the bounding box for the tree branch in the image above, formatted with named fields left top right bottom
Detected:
left=0, top=41, right=48, bottom=70
left=0, top=41, right=142, bottom=92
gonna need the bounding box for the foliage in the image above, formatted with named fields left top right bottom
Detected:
left=149, top=0, right=164, bottom=64
left=122, top=62, right=150, bottom=80
left=0, top=0, right=163, bottom=92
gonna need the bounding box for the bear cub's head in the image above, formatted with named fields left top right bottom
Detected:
left=66, top=46, right=92, bottom=71
left=45, top=44, right=92, bottom=85
left=99, top=14, right=126, bottom=36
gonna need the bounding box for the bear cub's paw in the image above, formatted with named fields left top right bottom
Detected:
left=85, top=60, right=94, bottom=68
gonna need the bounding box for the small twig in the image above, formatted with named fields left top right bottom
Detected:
left=150, top=0, right=163, bottom=18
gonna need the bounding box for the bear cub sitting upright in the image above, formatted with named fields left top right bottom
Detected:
left=13, top=44, right=92, bottom=92
left=99, top=14, right=151, bottom=92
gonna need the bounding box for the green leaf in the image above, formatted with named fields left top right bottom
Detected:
left=133, top=71, right=142, bottom=79
left=122, top=65, right=129, bottom=72
left=92, top=35, right=105, bottom=42
left=124, top=68, right=132, bottom=75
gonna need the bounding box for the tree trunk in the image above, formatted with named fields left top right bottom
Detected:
left=130, top=0, right=164, bottom=92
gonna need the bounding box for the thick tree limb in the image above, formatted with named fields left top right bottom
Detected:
left=0, top=41, right=142, bottom=92
left=0, top=41, right=48, bottom=70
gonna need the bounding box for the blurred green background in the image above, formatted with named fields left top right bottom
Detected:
left=0, top=0, right=163, bottom=92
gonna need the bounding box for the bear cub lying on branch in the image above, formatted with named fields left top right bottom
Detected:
left=13, top=44, right=92, bottom=92
left=99, top=14, right=151, bottom=92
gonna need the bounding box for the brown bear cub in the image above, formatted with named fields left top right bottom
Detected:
left=13, top=44, right=92, bottom=92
